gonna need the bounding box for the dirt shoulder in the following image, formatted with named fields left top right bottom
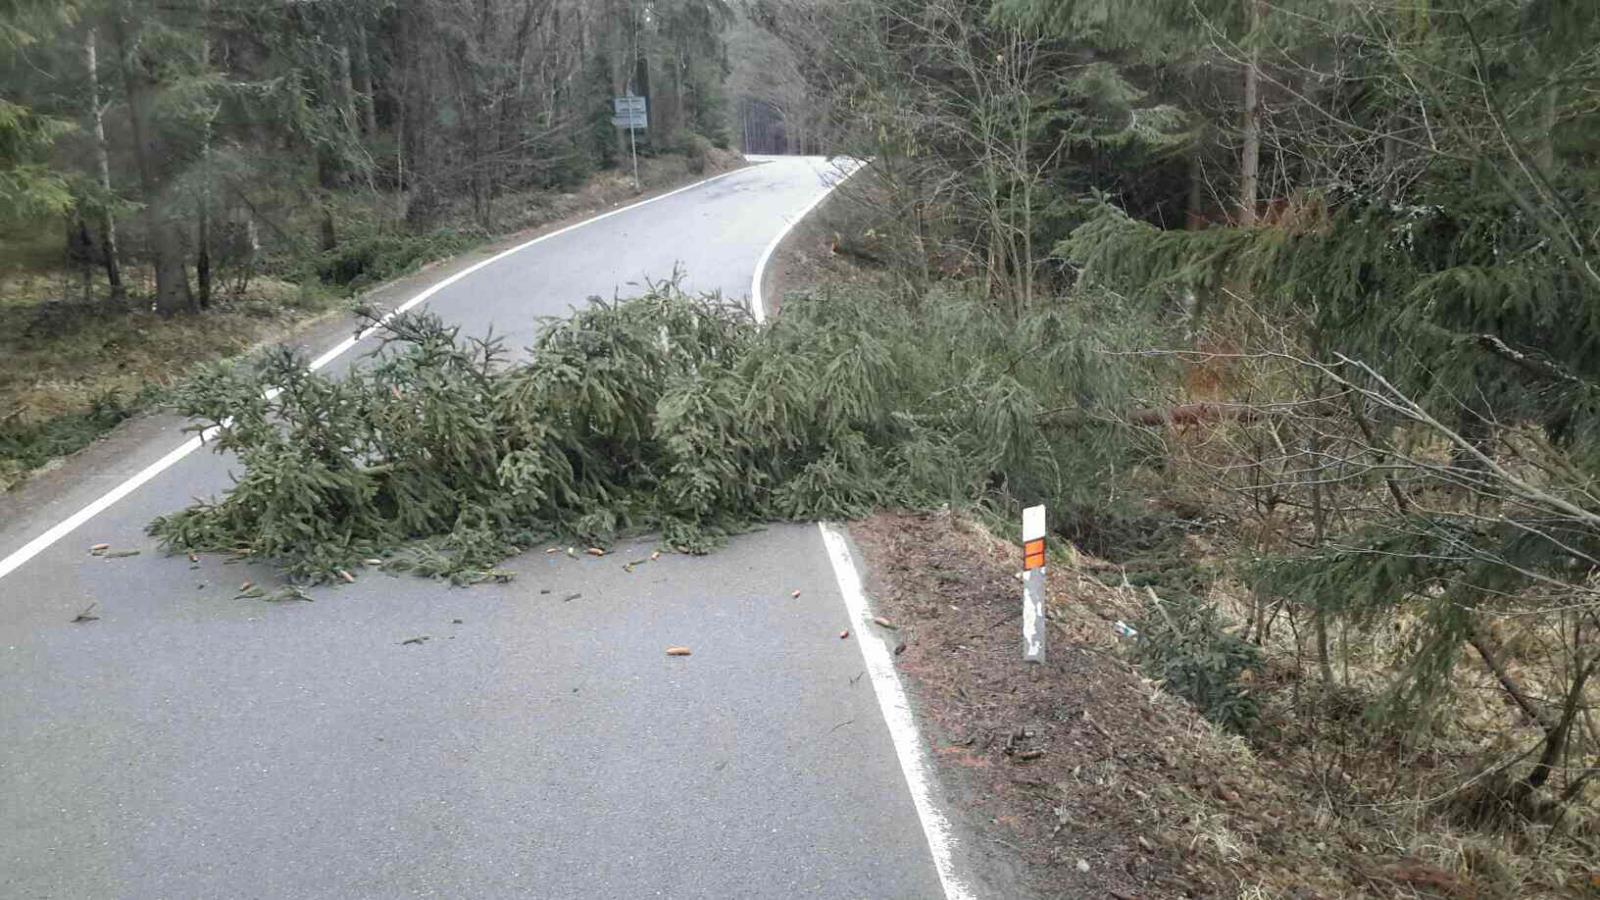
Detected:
left=855, top=511, right=1216, bottom=898
left=853, top=509, right=1595, bottom=898
left=760, top=160, right=887, bottom=313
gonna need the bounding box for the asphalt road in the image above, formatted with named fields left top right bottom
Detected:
left=0, top=157, right=959, bottom=899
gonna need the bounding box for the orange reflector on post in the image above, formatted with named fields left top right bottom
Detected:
left=1023, top=538, right=1046, bottom=570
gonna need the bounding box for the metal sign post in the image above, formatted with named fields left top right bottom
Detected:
left=1022, top=505, right=1047, bottom=663
left=611, top=95, right=648, bottom=192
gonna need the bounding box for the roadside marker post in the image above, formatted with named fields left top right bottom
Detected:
left=1022, top=505, right=1047, bottom=663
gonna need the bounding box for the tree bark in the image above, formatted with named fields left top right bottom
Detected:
left=351, top=24, right=378, bottom=137
left=197, top=0, right=214, bottom=308
left=84, top=27, right=125, bottom=303
left=317, top=149, right=339, bottom=252
left=1238, top=0, right=1264, bottom=226
left=1534, top=80, right=1557, bottom=173
left=112, top=12, right=194, bottom=315
left=609, top=0, right=632, bottom=163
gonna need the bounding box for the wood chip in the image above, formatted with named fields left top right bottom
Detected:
left=665, top=646, right=692, bottom=656
left=337, top=569, right=356, bottom=583
left=790, top=590, right=802, bottom=598
left=239, top=581, right=253, bottom=593
left=839, top=629, right=850, bottom=639
left=649, top=551, right=661, bottom=561
left=585, top=547, right=606, bottom=557
left=872, top=616, right=898, bottom=630
left=89, top=543, right=110, bottom=553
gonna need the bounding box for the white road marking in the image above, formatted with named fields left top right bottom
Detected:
left=755, top=161, right=967, bottom=894
left=0, top=166, right=753, bottom=585
left=818, top=522, right=976, bottom=900
left=748, top=157, right=865, bottom=323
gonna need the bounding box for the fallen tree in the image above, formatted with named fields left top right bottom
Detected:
left=150, top=281, right=1149, bottom=582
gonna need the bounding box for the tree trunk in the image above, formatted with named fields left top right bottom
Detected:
left=317, top=148, right=339, bottom=253
left=1308, top=428, right=1336, bottom=686
left=334, top=43, right=357, bottom=135
left=69, top=216, right=93, bottom=302
left=113, top=13, right=194, bottom=315
left=1534, top=81, right=1557, bottom=173
left=1186, top=134, right=1206, bottom=230
left=609, top=0, right=631, bottom=163
left=352, top=24, right=378, bottom=137
left=197, top=0, right=213, bottom=308
left=1238, top=0, right=1264, bottom=227
left=197, top=210, right=212, bottom=307
left=84, top=27, right=124, bottom=303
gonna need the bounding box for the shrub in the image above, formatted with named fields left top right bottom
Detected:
left=676, top=132, right=713, bottom=174
left=314, top=229, right=477, bottom=292
left=1134, top=591, right=1263, bottom=733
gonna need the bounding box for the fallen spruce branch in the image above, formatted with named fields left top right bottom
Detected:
left=149, top=281, right=1143, bottom=584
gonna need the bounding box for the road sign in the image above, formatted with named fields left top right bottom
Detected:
left=612, top=95, right=648, bottom=129
left=611, top=95, right=646, bottom=192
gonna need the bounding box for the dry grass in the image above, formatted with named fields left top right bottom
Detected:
left=0, top=275, right=340, bottom=491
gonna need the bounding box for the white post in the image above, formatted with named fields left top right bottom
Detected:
left=1022, top=505, right=1047, bottom=663
left=628, top=120, right=640, bottom=192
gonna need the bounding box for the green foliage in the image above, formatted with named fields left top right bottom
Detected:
left=0, top=0, right=76, bottom=51
left=1061, top=189, right=1600, bottom=450
left=312, top=227, right=478, bottom=292
left=150, top=280, right=1151, bottom=582
left=0, top=389, right=136, bottom=479
left=675, top=131, right=713, bottom=174
left=1134, top=592, right=1263, bottom=733
left=0, top=98, right=73, bottom=219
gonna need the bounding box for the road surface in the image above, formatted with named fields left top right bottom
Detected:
left=0, top=157, right=969, bottom=899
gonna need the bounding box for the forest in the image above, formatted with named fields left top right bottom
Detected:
left=5, top=0, right=1600, bottom=895
left=0, top=0, right=742, bottom=487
